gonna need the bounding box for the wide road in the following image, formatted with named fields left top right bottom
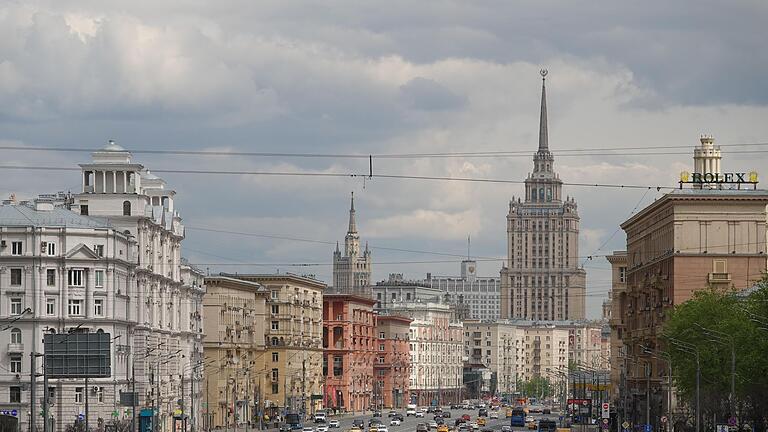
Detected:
left=307, top=408, right=566, bottom=432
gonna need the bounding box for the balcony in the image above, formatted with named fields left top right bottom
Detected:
left=7, top=343, right=23, bottom=354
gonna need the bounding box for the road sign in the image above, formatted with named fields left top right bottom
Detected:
left=603, top=419, right=610, bottom=425
left=622, top=422, right=630, bottom=430
left=717, top=425, right=729, bottom=432
left=11, top=410, right=17, bottom=417
left=645, top=424, right=652, bottom=432
left=661, top=416, right=667, bottom=424
left=602, top=402, right=610, bottom=419
left=729, top=417, right=737, bottom=427
left=78, top=414, right=85, bottom=421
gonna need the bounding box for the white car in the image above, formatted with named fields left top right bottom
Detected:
left=378, top=427, right=389, bottom=432
left=390, top=420, right=401, bottom=426
left=406, top=409, right=417, bottom=417
left=317, top=426, right=329, bottom=432
left=489, top=412, right=499, bottom=419
left=428, top=421, right=438, bottom=429
left=415, top=411, right=425, bottom=418
left=329, top=420, right=340, bottom=428
left=525, top=416, right=534, bottom=423
left=470, top=423, right=479, bottom=431
left=502, top=427, right=512, bottom=432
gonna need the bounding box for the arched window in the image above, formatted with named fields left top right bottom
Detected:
left=122, top=201, right=131, bottom=216
left=10, top=328, right=21, bottom=344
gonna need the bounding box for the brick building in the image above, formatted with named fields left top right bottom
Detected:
left=374, top=315, right=412, bottom=409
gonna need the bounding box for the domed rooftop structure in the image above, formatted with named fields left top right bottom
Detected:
left=102, top=140, right=125, bottom=152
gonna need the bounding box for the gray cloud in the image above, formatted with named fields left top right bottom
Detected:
left=1, top=0, right=767, bottom=318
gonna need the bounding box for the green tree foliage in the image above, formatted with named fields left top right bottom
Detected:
left=519, top=376, right=554, bottom=399
left=661, top=274, right=768, bottom=431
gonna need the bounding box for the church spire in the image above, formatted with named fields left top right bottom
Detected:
left=538, top=69, right=549, bottom=152
left=348, top=191, right=357, bottom=234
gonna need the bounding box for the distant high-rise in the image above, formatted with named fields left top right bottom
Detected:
left=500, top=70, right=587, bottom=320
left=333, top=192, right=372, bottom=295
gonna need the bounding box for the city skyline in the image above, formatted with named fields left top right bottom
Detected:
left=1, top=2, right=767, bottom=319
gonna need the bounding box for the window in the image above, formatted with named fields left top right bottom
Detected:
left=48, top=387, right=55, bottom=401
left=94, top=299, right=104, bottom=317
left=75, top=387, right=84, bottom=403
left=391, top=293, right=396, bottom=300
left=270, top=291, right=278, bottom=300
left=47, top=269, right=56, bottom=286
left=68, top=269, right=84, bottom=287
left=96, top=387, right=104, bottom=403
left=10, top=355, right=21, bottom=373
left=11, top=241, right=22, bottom=255
left=272, top=352, right=278, bottom=362
left=379, top=332, right=385, bottom=338
left=95, top=270, right=104, bottom=288
left=271, top=305, right=279, bottom=315
left=271, top=321, right=279, bottom=331
left=10, top=298, right=22, bottom=315
left=379, top=344, right=385, bottom=351
left=80, top=205, right=89, bottom=215
left=93, top=245, right=104, bottom=257
left=123, top=201, right=131, bottom=216
left=271, top=383, right=279, bottom=394
left=619, top=267, right=626, bottom=283
left=406, top=293, right=411, bottom=300
left=46, top=242, right=56, bottom=256
left=271, top=369, right=279, bottom=381
left=9, top=387, right=20, bottom=403
left=68, top=299, right=83, bottom=316
left=46, top=298, right=56, bottom=316
left=10, top=328, right=21, bottom=344
left=376, top=293, right=381, bottom=300
left=10, top=269, right=21, bottom=286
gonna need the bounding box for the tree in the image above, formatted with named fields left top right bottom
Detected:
left=661, top=274, right=768, bottom=432
left=519, top=376, right=554, bottom=399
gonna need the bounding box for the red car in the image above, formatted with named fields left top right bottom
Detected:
left=461, top=415, right=471, bottom=422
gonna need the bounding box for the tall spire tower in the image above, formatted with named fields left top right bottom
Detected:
left=500, top=70, right=587, bottom=321
left=333, top=192, right=372, bottom=295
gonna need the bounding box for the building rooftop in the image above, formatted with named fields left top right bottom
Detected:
left=0, top=203, right=114, bottom=229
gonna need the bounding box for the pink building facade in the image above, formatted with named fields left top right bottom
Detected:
left=374, top=315, right=412, bottom=409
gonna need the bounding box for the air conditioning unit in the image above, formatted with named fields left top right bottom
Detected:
left=41, top=241, right=48, bottom=249
left=0, top=240, right=6, bottom=248
left=14, top=374, right=20, bottom=380
left=92, top=386, right=99, bottom=394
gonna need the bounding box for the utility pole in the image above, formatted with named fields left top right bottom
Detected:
left=43, top=354, right=48, bottom=432
left=132, top=360, right=137, bottom=432
left=30, top=352, right=36, bottom=432
left=85, top=377, right=90, bottom=432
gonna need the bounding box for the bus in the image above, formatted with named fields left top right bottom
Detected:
left=509, top=408, right=526, bottom=427
left=285, top=413, right=303, bottom=430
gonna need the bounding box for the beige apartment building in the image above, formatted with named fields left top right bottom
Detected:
left=202, top=275, right=268, bottom=430
left=463, top=321, right=570, bottom=393
left=620, top=188, right=768, bottom=423
left=227, top=274, right=326, bottom=417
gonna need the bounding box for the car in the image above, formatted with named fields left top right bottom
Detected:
left=489, top=412, right=498, bottom=420
left=328, top=421, right=340, bottom=429
left=378, top=427, right=389, bottom=432
left=349, top=428, right=362, bottom=432
left=442, top=412, right=451, bottom=418
left=317, top=426, right=329, bottom=432
left=370, top=427, right=379, bottom=432
left=502, top=427, right=512, bottom=432
left=469, top=423, right=479, bottom=431
left=426, top=407, right=435, bottom=414
left=537, top=420, right=557, bottom=432
left=390, top=419, right=401, bottom=426
left=407, top=408, right=417, bottom=417
left=433, top=415, right=443, bottom=421
left=461, top=415, right=471, bottom=422
left=370, top=419, right=383, bottom=427
left=476, top=418, right=486, bottom=426
left=478, top=409, right=488, bottom=418
left=353, top=420, right=365, bottom=429
left=388, top=411, right=398, bottom=418
left=415, top=411, right=425, bottom=418
left=542, top=408, right=551, bottom=415
left=315, top=413, right=327, bottom=423
left=527, top=420, right=538, bottom=430
left=525, top=417, right=535, bottom=424
left=481, top=429, right=494, bottom=432
left=428, top=421, right=438, bottom=429
left=437, top=426, right=449, bottom=432
left=280, top=425, right=293, bottom=432
left=373, top=411, right=382, bottom=418
left=416, top=424, right=429, bottom=432
left=303, top=428, right=314, bottom=432
left=392, top=414, right=404, bottom=422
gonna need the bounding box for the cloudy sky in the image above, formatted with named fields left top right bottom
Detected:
left=2, top=0, right=767, bottom=318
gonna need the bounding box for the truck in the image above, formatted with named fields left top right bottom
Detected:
left=406, top=404, right=417, bottom=416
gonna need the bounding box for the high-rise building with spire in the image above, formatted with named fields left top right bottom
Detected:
left=333, top=192, right=372, bottom=295
left=500, top=71, right=587, bottom=320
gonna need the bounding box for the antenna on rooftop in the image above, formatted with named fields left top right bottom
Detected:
left=467, top=234, right=471, bottom=260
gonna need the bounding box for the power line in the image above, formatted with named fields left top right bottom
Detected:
left=1, top=141, right=768, bottom=159
left=0, top=164, right=676, bottom=189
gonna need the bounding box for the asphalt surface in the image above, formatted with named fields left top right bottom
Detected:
left=305, top=408, right=566, bottom=432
